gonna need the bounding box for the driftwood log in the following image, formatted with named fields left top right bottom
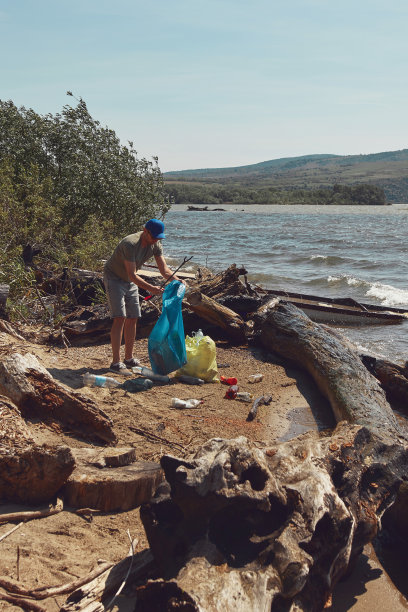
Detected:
left=57, top=299, right=161, bottom=346
left=138, top=428, right=408, bottom=611
left=361, top=354, right=408, bottom=408
left=251, top=299, right=401, bottom=438
left=0, top=395, right=74, bottom=503
left=185, top=289, right=246, bottom=343
left=188, top=264, right=249, bottom=299
left=0, top=352, right=116, bottom=444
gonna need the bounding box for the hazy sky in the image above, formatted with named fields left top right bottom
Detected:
left=1, top=0, right=407, bottom=171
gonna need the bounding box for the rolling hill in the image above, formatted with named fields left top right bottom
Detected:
left=164, top=149, right=408, bottom=203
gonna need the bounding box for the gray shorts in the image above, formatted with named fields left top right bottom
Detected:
left=103, top=274, right=141, bottom=319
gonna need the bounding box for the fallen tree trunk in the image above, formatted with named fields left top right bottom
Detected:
left=251, top=299, right=401, bottom=438
left=185, top=289, right=246, bottom=343
left=0, top=395, right=74, bottom=503
left=0, top=353, right=116, bottom=444
left=138, top=428, right=408, bottom=611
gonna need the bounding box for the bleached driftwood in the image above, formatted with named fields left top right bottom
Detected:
left=0, top=593, right=46, bottom=611
left=0, top=498, right=64, bottom=524
left=0, top=353, right=116, bottom=444
left=0, top=394, right=74, bottom=503
left=138, top=428, right=408, bottom=611
left=0, top=319, right=25, bottom=340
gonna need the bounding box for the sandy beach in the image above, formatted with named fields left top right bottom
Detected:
left=0, top=329, right=407, bottom=611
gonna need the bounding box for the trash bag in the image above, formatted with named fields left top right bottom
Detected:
left=148, top=280, right=187, bottom=375
left=176, top=330, right=219, bottom=382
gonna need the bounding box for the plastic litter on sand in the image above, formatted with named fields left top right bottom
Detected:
left=171, top=398, right=203, bottom=409
left=248, top=374, right=263, bottom=383
left=82, top=373, right=120, bottom=388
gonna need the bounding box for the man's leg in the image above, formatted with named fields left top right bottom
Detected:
left=124, top=317, right=138, bottom=361
left=110, top=317, right=125, bottom=364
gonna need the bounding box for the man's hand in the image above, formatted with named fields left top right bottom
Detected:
left=149, top=285, right=164, bottom=296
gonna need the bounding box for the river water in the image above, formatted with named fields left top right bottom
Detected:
left=163, top=204, right=408, bottom=364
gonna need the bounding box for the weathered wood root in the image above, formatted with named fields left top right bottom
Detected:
left=188, top=264, right=249, bottom=300
left=251, top=299, right=401, bottom=437
left=0, top=561, right=113, bottom=601
left=61, top=549, right=156, bottom=611
left=138, top=428, right=408, bottom=611
left=56, top=298, right=160, bottom=345
left=0, top=353, right=116, bottom=444
left=0, top=394, right=74, bottom=503
left=0, top=592, right=46, bottom=611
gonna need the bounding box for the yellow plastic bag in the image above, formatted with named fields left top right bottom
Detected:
left=176, top=330, right=219, bottom=382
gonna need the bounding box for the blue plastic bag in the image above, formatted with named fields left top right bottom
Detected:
left=148, top=280, right=187, bottom=375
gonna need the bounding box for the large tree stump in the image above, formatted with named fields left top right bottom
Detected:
left=0, top=395, right=74, bottom=503
left=63, top=448, right=163, bottom=511
left=251, top=299, right=401, bottom=437
left=138, top=429, right=408, bottom=611
left=185, top=289, right=246, bottom=343
left=0, top=353, right=116, bottom=444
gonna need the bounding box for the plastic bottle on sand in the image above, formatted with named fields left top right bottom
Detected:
left=171, top=398, right=202, bottom=409
left=82, top=372, right=120, bottom=388
left=248, top=374, right=263, bottom=383
left=192, top=329, right=204, bottom=344
left=132, top=366, right=170, bottom=384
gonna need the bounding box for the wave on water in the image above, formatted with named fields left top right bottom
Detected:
left=310, top=254, right=347, bottom=265
left=366, top=283, right=408, bottom=307
left=327, top=274, right=408, bottom=306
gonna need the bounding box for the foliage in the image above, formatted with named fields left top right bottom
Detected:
left=0, top=94, right=170, bottom=321
left=0, top=95, right=169, bottom=237
left=165, top=181, right=387, bottom=206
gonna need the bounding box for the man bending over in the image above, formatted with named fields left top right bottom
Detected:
left=103, top=218, right=183, bottom=374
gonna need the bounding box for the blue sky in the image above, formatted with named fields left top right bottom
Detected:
left=1, top=0, right=408, bottom=171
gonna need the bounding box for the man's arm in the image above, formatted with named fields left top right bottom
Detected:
left=155, top=255, right=186, bottom=284
left=124, top=260, right=163, bottom=295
